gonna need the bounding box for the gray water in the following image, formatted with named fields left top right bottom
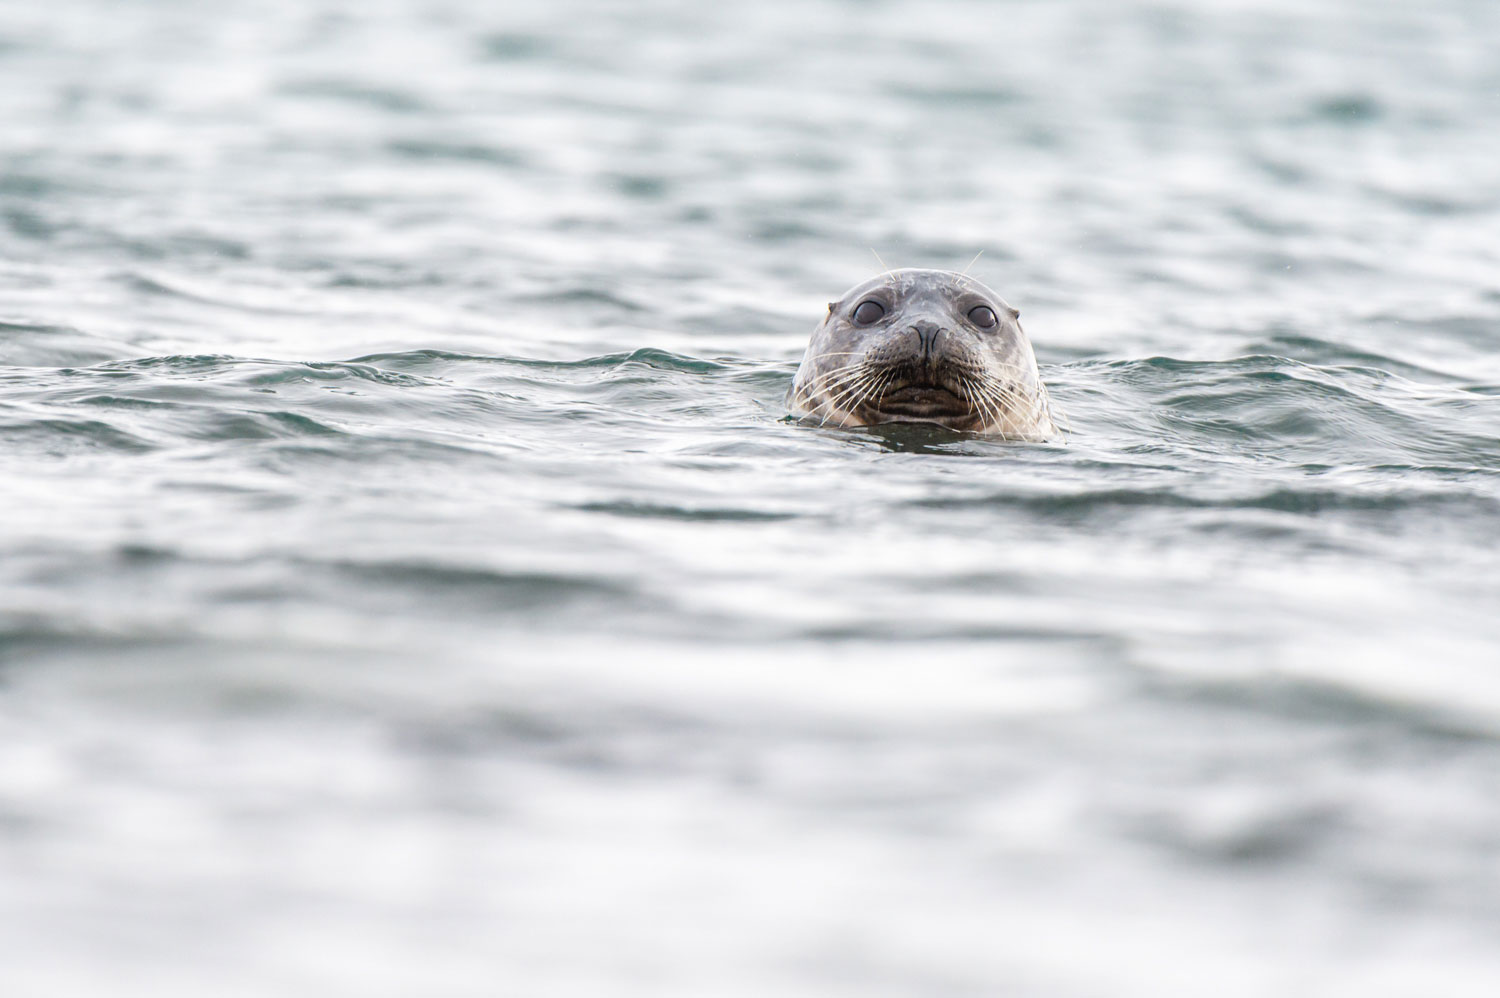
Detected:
left=4, top=0, right=1500, bottom=994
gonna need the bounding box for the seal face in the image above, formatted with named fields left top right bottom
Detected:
left=788, top=269, right=1055, bottom=438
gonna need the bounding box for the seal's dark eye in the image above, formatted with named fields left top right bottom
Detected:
left=852, top=300, right=885, bottom=324
left=968, top=305, right=998, bottom=329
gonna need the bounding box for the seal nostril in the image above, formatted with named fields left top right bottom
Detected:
left=909, top=320, right=943, bottom=361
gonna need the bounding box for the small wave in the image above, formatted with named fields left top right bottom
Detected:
left=886, top=83, right=1023, bottom=107
left=311, top=557, right=636, bottom=616
left=1307, top=93, right=1384, bottom=124
left=115, top=272, right=310, bottom=315
left=908, top=484, right=1499, bottom=519
left=1143, top=670, right=1500, bottom=745
left=350, top=346, right=731, bottom=375
left=91, top=355, right=437, bottom=390
left=277, top=78, right=432, bottom=113
left=511, top=286, right=649, bottom=313
left=189, top=410, right=346, bottom=442
left=574, top=501, right=797, bottom=522
left=1052, top=354, right=1500, bottom=469
left=1238, top=332, right=1460, bottom=383
left=0, top=414, right=156, bottom=454
left=0, top=320, right=134, bottom=367
left=478, top=32, right=556, bottom=62
left=384, top=139, right=527, bottom=167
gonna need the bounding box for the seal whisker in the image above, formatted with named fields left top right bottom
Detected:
left=964, top=372, right=1034, bottom=436
left=843, top=366, right=897, bottom=423
left=982, top=383, right=1035, bottom=433
left=972, top=370, right=1032, bottom=411
left=809, top=363, right=879, bottom=425
left=873, top=367, right=898, bottom=410
left=973, top=381, right=1002, bottom=433
left=799, top=359, right=873, bottom=410
left=854, top=366, right=898, bottom=415
left=811, top=361, right=875, bottom=399
left=822, top=365, right=886, bottom=422
left=957, top=379, right=982, bottom=430
left=964, top=376, right=1002, bottom=434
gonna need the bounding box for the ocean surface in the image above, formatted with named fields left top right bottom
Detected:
left=4, top=0, right=1500, bottom=994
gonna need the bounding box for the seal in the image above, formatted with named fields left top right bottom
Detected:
left=788, top=269, right=1055, bottom=438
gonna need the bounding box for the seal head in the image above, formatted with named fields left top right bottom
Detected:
left=788, top=269, right=1055, bottom=438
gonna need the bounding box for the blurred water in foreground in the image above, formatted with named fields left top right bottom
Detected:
left=4, top=1, right=1500, bottom=994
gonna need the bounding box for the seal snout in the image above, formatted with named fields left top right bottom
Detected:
left=909, top=319, right=945, bottom=365
left=861, top=318, right=974, bottom=419
left=884, top=318, right=953, bottom=384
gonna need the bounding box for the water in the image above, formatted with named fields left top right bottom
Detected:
left=4, top=0, right=1500, bottom=993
